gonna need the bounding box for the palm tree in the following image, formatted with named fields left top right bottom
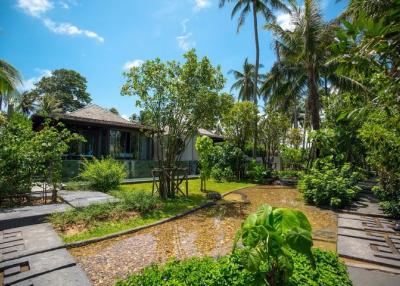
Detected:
left=229, top=58, right=265, bottom=101
left=37, top=94, right=63, bottom=117
left=263, top=0, right=365, bottom=131
left=220, top=0, right=287, bottom=158
left=0, top=59, right=22, bottom=111
left=17, top=91, right=38, bottom=115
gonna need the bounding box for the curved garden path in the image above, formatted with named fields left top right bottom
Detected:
left=70, top=185, right=337, bottom=286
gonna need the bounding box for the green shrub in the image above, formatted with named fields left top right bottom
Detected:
left=373, top=186, right=400, bottom=217
left=80, top=158, right=126, bottom=192
left=212, top=142, right=245, bottom=180
left=276, top=170, right=302, bottom=179
left=119, top=191, right=160, bottom=213
left=0, top=114, right=37, bottom=197
left=211, top=166, right=234, bottom=182
left=299, top=157, right=361, bottom=208
left=246, top=160, right=271, bottom=183
left=115, top=249, right=351, bottom=286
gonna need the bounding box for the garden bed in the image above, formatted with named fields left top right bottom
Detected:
left=50, top=179, right=254, bottom=243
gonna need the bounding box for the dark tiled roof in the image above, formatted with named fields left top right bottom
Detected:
left=39, top=104, right=151, bottom=130
left=198, top=128, right=224, bottom=139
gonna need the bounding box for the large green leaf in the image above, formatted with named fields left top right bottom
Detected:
left=255, top=204, right=273, bottom=227
left=272, top=208, right=312, bottom=234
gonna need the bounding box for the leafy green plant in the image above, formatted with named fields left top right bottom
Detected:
left=233, top=204, right=314, bottom=286
left=298, top=157, right=361, bottom=208
left=115, top=249, right=351, bottom=286
left=80, top=157, right=126, bottom=192
left=246, top=160, right=271, bottom=184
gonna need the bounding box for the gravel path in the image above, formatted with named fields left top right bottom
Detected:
left=70, top=186, right=337, bottom=286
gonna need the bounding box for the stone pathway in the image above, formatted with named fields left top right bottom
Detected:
left=337, top=191, right=400, bottom=286
left=59, top=191, right=118, bottom=208
left=0, top=190, right=117, bottom=285
left=0, top=224, right=91, bottom=286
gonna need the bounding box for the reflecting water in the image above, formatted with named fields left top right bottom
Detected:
left=70, top=186, right=337, bottom=286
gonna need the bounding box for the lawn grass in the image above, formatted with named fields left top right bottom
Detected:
left=119, top=179, right=255, bottom=196
left=56, top=179, right=255, bottom=243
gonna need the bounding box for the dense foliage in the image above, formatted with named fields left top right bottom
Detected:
left=0, top=114, right=80, bottom=202
left=80, top=158, right=126, bottom=192
left=115, top=249, right=351, bottom=286
left=24, top=69, right=91, bottom=113
left=299, top=158, right=361, bottom=208
left=210, top=142, right=245, bottom=182
left=0, top=114, right=38, bottom=198
left=222, top=101, right=258, bottom=151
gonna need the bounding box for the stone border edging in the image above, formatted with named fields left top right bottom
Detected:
left=65, top=185, right=256, bottom=249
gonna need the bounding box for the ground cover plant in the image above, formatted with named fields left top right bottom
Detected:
left=115, top=250, right=351, bottom=286
left=50, top=179, right=254, bottom=242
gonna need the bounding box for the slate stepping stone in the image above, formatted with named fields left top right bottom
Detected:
left=0, top=249, right=91, bottom=286
left=0, top=223, right=63, bottom=262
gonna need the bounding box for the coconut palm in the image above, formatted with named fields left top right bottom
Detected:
left=0, top=60, right=22, bottom=111
left=37, top=94, right=63, bottom=117
left=17, top=91, right=38, bottom=115
left=263, top=0, right=366, bottom=131
left=229, top=58, right=265, bottom=102
left=219, top=0, right=288, bottom=157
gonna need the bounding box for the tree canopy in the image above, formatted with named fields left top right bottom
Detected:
left=26, top=69, right=91, bottom=113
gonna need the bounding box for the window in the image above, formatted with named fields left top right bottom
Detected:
left=109, top=130, right=135, bottom=158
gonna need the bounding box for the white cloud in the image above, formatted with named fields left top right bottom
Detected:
left=194, top=0, right=211, bottom=11
left=177, top=33, right=195, bottom=51
left=17, top=0, right=53, bottom=17
left=121, top=114, right=129, bottom=121
left=181, top=18, right=189, bottom=33
left=19, top=69, right=52, bottom=91
left=276, top=13, right=295, bottom=31
left=17, top=0, right=104, bottom=43
left=43, top=18, right=104, bottom=42
left=123, top=59, right=144, bottom=71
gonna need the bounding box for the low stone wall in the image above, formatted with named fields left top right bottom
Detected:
left=62, top=159, right=199, bottom=180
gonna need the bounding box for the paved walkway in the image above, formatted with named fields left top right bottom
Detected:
left=0, top=190, right=117, bottom=285
left=337, top=191, right=400, bottom=285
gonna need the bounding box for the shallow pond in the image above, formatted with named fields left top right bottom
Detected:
left=70, top=185, right=337, bottom=286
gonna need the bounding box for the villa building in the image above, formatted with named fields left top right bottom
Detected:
left=32, top=104, right=224, bottom=179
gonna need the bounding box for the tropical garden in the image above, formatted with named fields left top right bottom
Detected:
left=1, top=0, right=399, bottom=285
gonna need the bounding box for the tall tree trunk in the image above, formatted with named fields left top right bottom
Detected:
left=293, top=99, right=299, bottom=129
left=307, top=69, right=320, bottom=130
left=252, top=1, right=259, bottom=159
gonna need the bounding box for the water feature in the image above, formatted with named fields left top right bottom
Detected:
left=70, top=185, right=337, bottom=286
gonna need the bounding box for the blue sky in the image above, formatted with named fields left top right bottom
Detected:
left=1, top=0, right=348, bottom=119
